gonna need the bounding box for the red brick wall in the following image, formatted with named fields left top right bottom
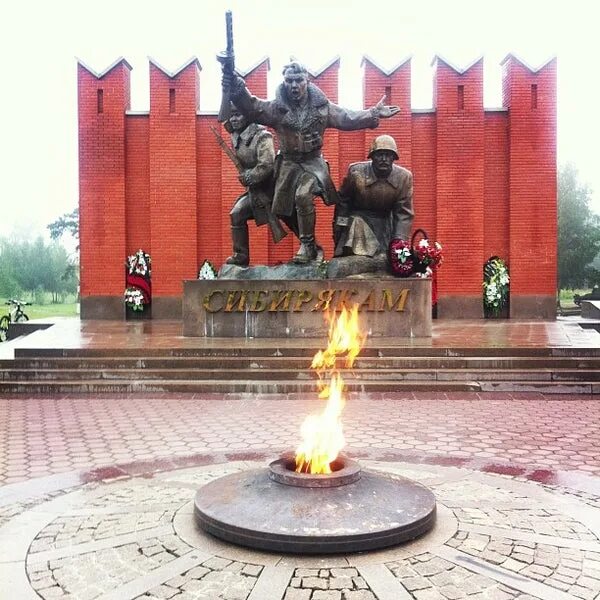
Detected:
left=78, top=55, right=557, bottom=315
left=362, top=58, right=412, bottom=171
left=149, top=60, right=200, bottom=296
left=78, top=60, right=130, bottom=297
left=434, top=57, right=485, bottom=299
left=125, top=116, right=150, bottom=253
left=484, top=112, right=510, bottom=260
left=412, top=113, right=437, bottom=238
left=502, top=56, right=557, bottom=297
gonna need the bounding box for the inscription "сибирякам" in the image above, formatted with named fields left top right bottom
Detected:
left=202, top=288, right=409, bottom=313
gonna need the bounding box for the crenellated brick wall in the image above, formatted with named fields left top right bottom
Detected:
left=78, top=54, right=557, bottom=320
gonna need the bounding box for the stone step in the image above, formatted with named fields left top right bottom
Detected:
left=0, top=379, right=597, bottom=395
left=2, top=367, right=600, bottom=383
left=0, top=379, right=483, bottom=394
left=3, top=356, right=600, bottom=370
left=13, top=345, right=600, bottom=359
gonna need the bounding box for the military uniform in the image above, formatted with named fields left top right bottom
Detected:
left=334, top=161, right=414, bottom=257
left=226, top=123, right=275, bottom=266
left=231, top=77, right=380, bottom=262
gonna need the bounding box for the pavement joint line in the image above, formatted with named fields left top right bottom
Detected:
left=95, top=549, right=210, bottom=600
left=64, top=504, right=183, bottom=516
left=434, top=545, right=577, bottom=600
left=0, top=470, right=87, bottom=507
left=357, top=563, right=413, bottom=599
left=460, top=522, right=600, bottom=551
left=26, top=524, right=175, bottom=564
left=247, top=565, right=294, bottom=600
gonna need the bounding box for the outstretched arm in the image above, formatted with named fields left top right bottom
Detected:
left=371, top=94, right=400, bottom=119
left=327, top=95, right=400, bottom=131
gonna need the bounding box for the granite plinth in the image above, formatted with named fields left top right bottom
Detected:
left=194, top=467, right=437, bottom=554
left=183, top=278, right=432, bottom=338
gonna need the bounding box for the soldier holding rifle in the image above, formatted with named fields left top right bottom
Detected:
left=212, top=105, right=284, bottom=266
left=218, top=12, right=401, bottom=264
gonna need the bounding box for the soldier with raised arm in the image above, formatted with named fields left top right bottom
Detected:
left=221, top=61, right=400, bottom=264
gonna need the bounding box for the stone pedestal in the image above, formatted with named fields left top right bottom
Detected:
left=183, top=278, right=431, bottom=338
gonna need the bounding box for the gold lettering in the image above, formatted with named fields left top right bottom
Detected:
left=292, top=290, right=314, bottom=312
left=224, top=290, right=248, bottom=312
left=269, top=290, right=294, bottom=312
left=312, top=289, right=335, bottom=312
left=334, top=289, right=358, bottom=312
left=380, top=289, right=409, bottom=312
left=359, top=289, right=378, bottom=312
left=202, top=290, right=224, bottom=313
left=249, top=290, right=268, bottom=312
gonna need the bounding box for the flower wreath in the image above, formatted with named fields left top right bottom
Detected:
left=483, top=256, right=510, bottom=315
left=125, top=249, right=151, bottom=311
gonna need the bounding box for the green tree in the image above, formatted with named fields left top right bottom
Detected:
left=0, top=236, right=77, bottom=302
left=558, top=163, right=600, bottom=291
left=47, top=208, right=79, bottom=248
left=47, top=208, right=79, bottom=295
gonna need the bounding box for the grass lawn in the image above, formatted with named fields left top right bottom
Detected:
left=559, top=288, right=593, bottom=309
left=0, top=297, right=78, bottom=321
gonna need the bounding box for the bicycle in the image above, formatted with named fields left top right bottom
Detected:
left=0, top=299, right=30, bottom=342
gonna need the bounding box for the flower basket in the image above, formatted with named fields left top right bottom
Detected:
left=389, top=229, right=443, bottom=278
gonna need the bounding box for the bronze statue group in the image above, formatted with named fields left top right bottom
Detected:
left=220, top=60, right=414, bottom=271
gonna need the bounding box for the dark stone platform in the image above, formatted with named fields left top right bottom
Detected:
left=194, top=467, right=437, bottom=554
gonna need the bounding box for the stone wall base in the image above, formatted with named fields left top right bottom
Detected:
left=80, top=296, right=124, bottom=320
left=510, top=295, right=556, bottom=319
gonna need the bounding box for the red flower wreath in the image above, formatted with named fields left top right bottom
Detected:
left=389, top=239, right=415, bottom=277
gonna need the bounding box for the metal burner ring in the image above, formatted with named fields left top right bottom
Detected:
left=268, top=453, right=361, bottom=488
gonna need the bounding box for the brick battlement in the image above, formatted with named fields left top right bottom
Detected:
left=78, top=54, right=557, bottom=319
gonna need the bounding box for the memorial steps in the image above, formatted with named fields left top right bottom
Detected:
left=1, top=345, right=600, bottom=394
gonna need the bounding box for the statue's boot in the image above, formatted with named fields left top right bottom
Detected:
left=293, top=208, right=317, bottom=264
left=225, top=225, right=250, bottom=266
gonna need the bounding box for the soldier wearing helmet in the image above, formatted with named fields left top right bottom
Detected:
left=333, top=134, right=414, bottom=258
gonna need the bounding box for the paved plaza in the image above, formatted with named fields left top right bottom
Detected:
left=1, top=391, right=600, bottom=599
left=1, top=320, right=600, bottom=598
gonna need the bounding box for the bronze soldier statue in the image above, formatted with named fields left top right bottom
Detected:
left=222, top=61, right=400, bottom=264
left=218, top=104, right=278, bottom=267
left=333, top=135, right=414, bottom=258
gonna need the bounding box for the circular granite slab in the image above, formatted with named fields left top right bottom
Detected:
left=194, top=467, right=436, bottom=553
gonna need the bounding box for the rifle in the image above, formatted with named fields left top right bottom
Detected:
left=217, top=11, right=235, bottom=123
left=210, top=126, right=288, bottom=244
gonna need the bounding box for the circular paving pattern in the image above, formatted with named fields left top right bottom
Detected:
left=1, top=459, right=600, bottom=599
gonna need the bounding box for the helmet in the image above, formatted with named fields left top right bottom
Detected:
left=368, top=135, right=399, bottom=160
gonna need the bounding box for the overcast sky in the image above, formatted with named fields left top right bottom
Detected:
left=1, top=0, right=598, bottom=240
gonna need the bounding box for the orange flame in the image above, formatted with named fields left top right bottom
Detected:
left=295, top=305, right=365, bottom=474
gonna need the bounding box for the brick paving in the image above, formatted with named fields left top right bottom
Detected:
left=1, top=319, right=600, bottom=598
left=0, top=392, right=599, bottom=485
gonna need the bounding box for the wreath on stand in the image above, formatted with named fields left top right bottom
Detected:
left=125, top=249, right=151, bottom=312
left=483, top=256, right=510, bottom=316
